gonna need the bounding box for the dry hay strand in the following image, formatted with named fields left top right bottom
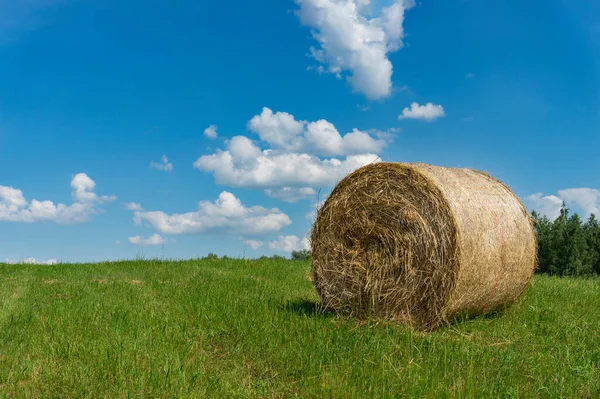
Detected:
left=311, top=162, right=537, bottom=330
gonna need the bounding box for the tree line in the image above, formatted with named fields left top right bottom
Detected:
left=291, top=204, right=600, bottom=277
left=205, top=203, right=600, bottom=278
left=532, top=204, right=600, bottom=277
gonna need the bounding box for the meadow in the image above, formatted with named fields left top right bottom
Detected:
left=0, top=258, right=598, bottom=398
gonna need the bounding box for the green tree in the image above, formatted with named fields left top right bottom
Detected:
left=583, top=214, right=600, bottom=275
left=291, top=249, right=311, bottom=261
left=532, top=204, right=598, bottom=277
left=532, top=210, right=553, bottom=274
left=546, top=203, right=569, bottom=275
left=563, top=212, right=592, bottom=276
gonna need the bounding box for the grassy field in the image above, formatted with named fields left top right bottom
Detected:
left=0, top=259, right=598, bottom=398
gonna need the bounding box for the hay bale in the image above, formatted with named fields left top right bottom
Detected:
left=311, top=162, right=537, bottom=330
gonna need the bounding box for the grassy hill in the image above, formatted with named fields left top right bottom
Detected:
left=0, top=259, right=598, bottom=398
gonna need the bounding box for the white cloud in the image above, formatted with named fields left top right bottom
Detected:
left=195, top=108, right=384, bottom=191
left=526, top=193, right=563, bottom=220
left=264, top=187, right=316, bottom=203
left=247, top=107, right=386, bottom=156
left=244, top=240, right=264, bottom=250
left=128, top=234, right=165, bottom=246
left=248, top=108, right=304, bottom=149
left=527, top=188, right=600, bottom=220
left=295, top=0, right=415, bottom=99
left=204, top=125, right=218, bottom=139
left=398, top=102, right=446, bottom=122
left=195, top=139, right=379, bottom=189
left=0, top=174, right=115, bottom=224
left=558, top=188, right=600, bottom=218
left=150, top=155, right=174, bottom=172
left=4, top=257, right=58, bottom=265
left=269, top=235, right=311, bottom=252
left=132, top=191, right=291, bottom=237
left=71, top=173, right=116, bottom=203
left=126, top=202, right=142, bottom=211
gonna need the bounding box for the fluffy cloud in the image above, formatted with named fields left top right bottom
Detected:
left=248, top=107, right=386, bottom=156
left=269, top=235, right=311, bottom=252
left=0, top=174, right=115, bottom=224
left=195, top=108, right=383, bottom=192
left=126, top=202, right=143, bottom=211
left=295, top=0, right=415, bottom=99
left=4, top=257, right=58, bottom=265
left=132, top=191, right=291, bottom=237
left=264, top=187, right=316, bottom=203
left=244, top=240, right=264, bottom=250
left=248, top=108, right=304, bottom=149
left=527, top=188, right=600, bottom=220
left=204, top=125, right=218, bottom=139
left=398, top=102, right=446, bottom=121
left=526, top=193, right=563, bottom=220
left=128, top=234, right=165, bottom=246
left=558, top=188, right=600, bottom=217
left=150, top=155, right=174, bottom=172
left=195, top=139, right=379, bottom=189
left=72, top=173, right=116, bottom=203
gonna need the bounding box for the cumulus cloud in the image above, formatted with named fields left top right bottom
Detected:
left=132, top=191, right=291, bottom=237
left=128, top=234, right=165, bottom=246
left=558, top=188, right=600, bottom=218
left=264, top=187, right=316, bottom=203
left=204, top=125, right=218, bottom=139
left=126, top=202, right=142, bottom=211
left=72, top=173, right=116, bottom=203
left=244, top=240, right=264, bottom=250
left=150, top=155, right=174, bottom=172
left=269, top=235, right=311, bottom=252
left=248, top=107, right=386, bottom=156
left=295, top=0, right=415, bottom=99
left=195, top=139, right=379, bottom=189
left=4, top=257, right=58, bottom=265
left=526, top=193, right=563, bottom=220
left=195, top=108, right=383, bottom=192
left=398, top=102, right=446, bottom=122
left=0, top=174, right=115, bottom=224
left=527, top=188, right=600, bottom=220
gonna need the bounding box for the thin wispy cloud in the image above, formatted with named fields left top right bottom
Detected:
left=150, top=155, right=174, bottom=172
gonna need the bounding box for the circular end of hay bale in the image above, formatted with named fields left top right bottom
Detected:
left=311, top=162, right=536, bottom=330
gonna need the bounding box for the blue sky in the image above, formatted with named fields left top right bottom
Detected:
left=1, top=0, right=599, bottom=263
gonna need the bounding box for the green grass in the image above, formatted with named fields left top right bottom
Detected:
left=0, top=259, right=598, bottom=398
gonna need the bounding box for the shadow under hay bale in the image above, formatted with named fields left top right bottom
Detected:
left=311, top=162, right=537, bottom=330
left=280, top=299, right=334, bottom=317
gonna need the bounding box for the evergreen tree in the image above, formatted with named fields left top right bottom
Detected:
left=291, top=249, right=311, bottom=261
left=532, top=210, right=553, bottom=274
left=547, top=203, right=569, bottom=275
left=531, top=205, right=599, bottom=277
left=563, top=213, right=592, bottom=276
left=583, top=214, right=600, bottom=275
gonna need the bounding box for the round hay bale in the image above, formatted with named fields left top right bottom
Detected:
left=311, top=162, right=537, bottom=330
